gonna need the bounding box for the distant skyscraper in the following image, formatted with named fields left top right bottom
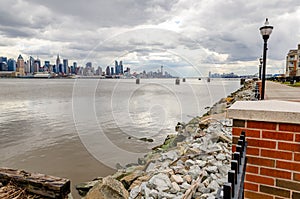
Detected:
left=0, top=57, right=7, bottom=63
left=86, top=62, right=92, bottom=68
left=0, top=57, right=8, bottom=71
left=106, top=66, right=110, bottom=75
left=161, top=66, right=163, bottom=77
left=111, top=67, right=114, bottom=75
left=96, top=66, right=102, bottom=75
left=34, top=59, right=41, bottom=72
left=44, top=61, right=50, bottom=72
left=72, top=62, right=77, bottom=74
left=120, top=61, right=123, bottom=74
left=115, top=60, right=119, bottom=75
left=7, top=59, right=16, bottom=71
left=63, top=59, right=68, bottom=74
left=17, top=54, right=25, bottom=76
left=29, top=56, right=35, bottom=73
left=56, top=54, right=60, bottom=73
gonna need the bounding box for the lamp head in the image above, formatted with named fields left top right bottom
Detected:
left=260, top=18, right=273, bottom=39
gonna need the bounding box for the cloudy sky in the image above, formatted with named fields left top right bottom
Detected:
left=1, top=0, right=300, bottom=76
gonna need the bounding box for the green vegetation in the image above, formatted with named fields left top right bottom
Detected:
left=282, top=81, right=300, bottom=87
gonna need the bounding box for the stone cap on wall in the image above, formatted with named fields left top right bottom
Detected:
left=227, top=100, right=300, bottom=124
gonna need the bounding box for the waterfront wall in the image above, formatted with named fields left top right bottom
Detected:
left=228, top=100, right=300, bottom=199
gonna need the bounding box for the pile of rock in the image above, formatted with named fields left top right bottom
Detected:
left=126, top=119, right=232, bottom=199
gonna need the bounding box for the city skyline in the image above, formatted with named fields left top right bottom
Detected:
left=0, top=1, right=300, bottom=76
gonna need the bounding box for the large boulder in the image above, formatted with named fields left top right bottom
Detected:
left=85, top=176, right=129, bottom=199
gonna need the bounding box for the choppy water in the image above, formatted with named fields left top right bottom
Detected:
left=0, top=78, right=240, bottom=197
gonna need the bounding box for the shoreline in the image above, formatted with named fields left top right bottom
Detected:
left=76, top=80, right=256, bottom=198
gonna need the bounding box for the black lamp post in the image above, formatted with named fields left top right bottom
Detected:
left=259, top=18, right=273, bottom=100
left=259, top=57, right=263, bottom=80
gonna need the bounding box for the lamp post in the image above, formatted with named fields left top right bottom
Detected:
left=259, top=18, right=273, bottom=100
left=259, top=57, right=263, bottom=80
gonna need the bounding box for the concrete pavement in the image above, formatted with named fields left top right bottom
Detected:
left=266, top=81, right=300, bottom=101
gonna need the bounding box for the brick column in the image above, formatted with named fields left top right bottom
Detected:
left=228, top=100, right=300, bottom=199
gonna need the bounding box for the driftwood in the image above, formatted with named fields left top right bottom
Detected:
left=182, top=172, right=203, bottom=199
left=0, top=168, right=70, bottom=199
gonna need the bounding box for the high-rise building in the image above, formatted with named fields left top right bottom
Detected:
left=115, top=60, right=119, bottom=75
left=161, top=66, right=163, bottom=77
left=72, top=62, right=77, bottom=74
left=120, top=61, right=123, bottom=74
left=106, top=66, right=110, bottom=75
left=28, top=56, right=35, bottom=73
left=17, top=54, right=25, bottom=76
left=63, top=59, right=68, bottom=74
left=7, top=59, right=16, bottom=71
left=96, top=66, right=102, bottom=75
left=0, top=57, right=7, bottom=63
left=0, top=57, right=8, bottom=71
left=86, top=62, right=92, bottom=68
left=56, top=54, right=61, bottom=73
left=111, top=67, right=114, bottom=75
left=34, top=59, right=41, bottom=72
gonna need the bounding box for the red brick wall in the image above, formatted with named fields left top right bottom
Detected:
left=232, top=119, right=300, bottom=199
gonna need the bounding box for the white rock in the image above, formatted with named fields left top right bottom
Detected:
left=170, top=175, right=184, bottom=184
left=216, top=153, right=226, bottom=161
left=207, top=180, right=219, bottom=191
left=188, top=165, right=202, bottom=179
left=148, top=173, right=172, bottom=192
left=149, top=189, right=158, bottom=198
left=129, top=186, right=139, bottom=199
left=206, top=166, right=218, bottom=173
left=196, top=160, right=207, bottom=167
left=180, top=182, right=191, bottom=190
left=185, top=159, right=195, bottom=167
left=171, top=182, right=181, bottom=193
left=146, top=162, right=156, bottom=172
left=161, top=150, right=178, bottom=161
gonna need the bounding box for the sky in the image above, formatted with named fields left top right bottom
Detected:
left=1, top=0, right=300, bottom=77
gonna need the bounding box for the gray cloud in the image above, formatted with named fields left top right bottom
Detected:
left=0, top=0, right=300, bottom=75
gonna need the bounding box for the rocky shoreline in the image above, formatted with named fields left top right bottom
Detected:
left=76, top=80, right=257, bottom=199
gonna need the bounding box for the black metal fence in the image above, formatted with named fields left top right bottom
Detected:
left=216, top=131, right=247, bottom=199
left=254, top=83, right=260, bottom=100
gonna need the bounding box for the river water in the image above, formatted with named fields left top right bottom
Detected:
left=0, top=78, right=240, bottom=197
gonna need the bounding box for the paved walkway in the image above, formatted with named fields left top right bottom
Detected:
left=266, top=81, right=300, bottom=101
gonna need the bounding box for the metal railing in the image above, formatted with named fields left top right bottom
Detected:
left=254, top=83, right=260, bottom=100
left=216, top=131, right=247, bottom=199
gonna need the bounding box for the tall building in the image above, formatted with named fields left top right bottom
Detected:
left=29, top=56, right=35, bottom=73
left=120, top=60, right=123, bottom=74
left=86, top=62, right=92, bottom=68
left=0, top=57, right=8, bottom=71
left=44, top=61, right=50, bottom=72
left=286, top=44, right=300, bottom=78
left=72, top=62, right=77, bottom=74
left=96, top=66, right=102, bottom=75
left=7, top=59, right=16, bottom=71
left=106, top=66, right=110, bottom=75
left=56, top=54, right=60, bottom=73
left=34, top=59, right=41, bottom=72
left=17, top=54, right=25, bottom=76
left=115, top=60, right=119, bottom=74
left=161, top=65, right=163, bottom=76
left=111, top=67, right=114, bottom=75
left=63, top=59, right=68, bottom=74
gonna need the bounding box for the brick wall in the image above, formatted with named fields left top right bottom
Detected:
left=232, top=120, right=300, bottom=198
left=228, top=101, right=300, bottom=199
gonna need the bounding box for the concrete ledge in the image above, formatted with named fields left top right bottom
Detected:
left=227, top=100, right=300, bottom=124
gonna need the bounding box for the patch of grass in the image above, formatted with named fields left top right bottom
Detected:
left=282, top=81, right=300, bottom=87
